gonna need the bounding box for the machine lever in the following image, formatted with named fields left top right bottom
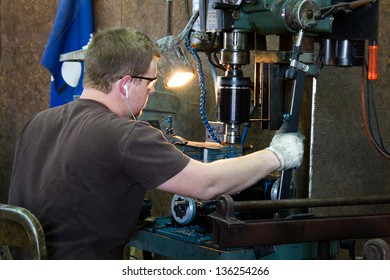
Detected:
left=285, top=29, right=306, bottom=80
left=316, top=0, right=376, bottom=20
left=277, top=28, right=307, bottom=200
left=278, top=67, right=306, bottom=200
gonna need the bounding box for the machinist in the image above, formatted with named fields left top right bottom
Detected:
left=8, top=27, right=304, bottom=259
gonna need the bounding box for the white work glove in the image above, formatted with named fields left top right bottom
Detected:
left=266, top=124, right=305, bottom=170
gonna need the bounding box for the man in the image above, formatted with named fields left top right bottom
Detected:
left=8, top=27, right=304, bottom=259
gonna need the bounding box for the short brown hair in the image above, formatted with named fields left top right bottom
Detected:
left=83, top=27, right=161, bottom=93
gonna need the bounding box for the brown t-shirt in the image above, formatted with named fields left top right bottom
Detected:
left=8, top=99, right=190, bottom=259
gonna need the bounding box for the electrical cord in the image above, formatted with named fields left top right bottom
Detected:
left=206, top=33, right=226, bottom=71
left=314, top=40, right=388, bottom=158
left=360, top=62, right=390, bottom=159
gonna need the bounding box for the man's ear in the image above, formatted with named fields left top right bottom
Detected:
left=119, top=76, right=131, bottom=97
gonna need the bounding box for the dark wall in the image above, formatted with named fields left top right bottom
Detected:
left=0, top=1, right=58, bottom=203
left=313, top=5, right=390, bottom=212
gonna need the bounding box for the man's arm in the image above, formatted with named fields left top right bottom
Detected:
left=157, top=131, right=304, bottom=200
left=157, top=149, right=280, bottom=200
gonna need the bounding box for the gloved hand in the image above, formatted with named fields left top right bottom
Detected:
left=266, top=124, right=305, bottom=170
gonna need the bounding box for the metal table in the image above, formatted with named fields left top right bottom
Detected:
left=127, top=216, right=334, bottom=260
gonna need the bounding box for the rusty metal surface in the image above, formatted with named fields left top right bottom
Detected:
left=211, top=195, right=390, bottom=248
left=211, top=213, right=390, bottom=248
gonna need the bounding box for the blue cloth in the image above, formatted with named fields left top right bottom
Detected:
left=41, top=0, right=94, bottom=107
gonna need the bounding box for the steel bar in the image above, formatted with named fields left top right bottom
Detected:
left=231, top=194, right=390, bottom=212
left=211, top=213, right=390, bottom=248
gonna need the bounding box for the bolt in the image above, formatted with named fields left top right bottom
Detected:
left=306, top=10, right=314, bottom=20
